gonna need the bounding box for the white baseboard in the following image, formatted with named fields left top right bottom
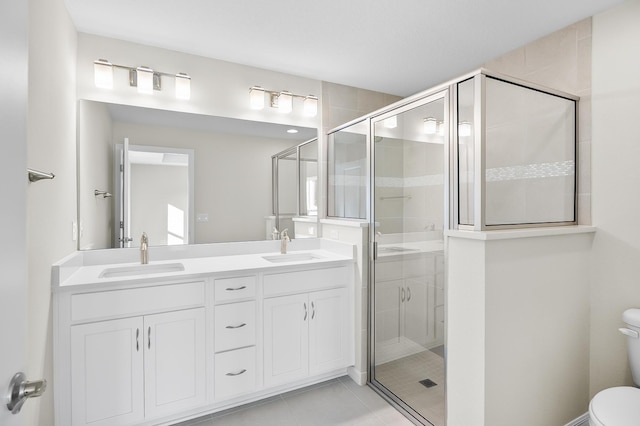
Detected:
left=347, top=366, right=367, bottom=385
left=564, top=412, right=589, bottom=426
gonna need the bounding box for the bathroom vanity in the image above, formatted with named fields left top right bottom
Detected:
left=52, top=239, right=355, bottom=426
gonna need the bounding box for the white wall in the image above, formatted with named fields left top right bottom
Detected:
left=26, top=0, right=78, bottom=424
left=78, top=100, right=113, bottom=249
left=77, top=33, right=321, bottom=130
left=590, top=0, right=640, bottom=395
left=446, top=230, right=594, bottom=426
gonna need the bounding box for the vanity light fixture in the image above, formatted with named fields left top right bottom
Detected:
left=423, top=117, right=437, bottom=134
left=248, top=86, right=318, bottom=116
left=93, top=59, right=191, bottom=100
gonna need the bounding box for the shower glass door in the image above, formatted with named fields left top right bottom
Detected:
left=370, top=92, right=447, bottom=425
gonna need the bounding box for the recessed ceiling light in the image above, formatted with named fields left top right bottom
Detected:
left=287, top=129, right=299, bottom=134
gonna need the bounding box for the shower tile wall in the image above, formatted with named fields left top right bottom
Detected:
left=483, top=18, right=592, bottom=225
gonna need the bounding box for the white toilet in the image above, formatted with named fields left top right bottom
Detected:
left=589, top=309, right=640, bottom=426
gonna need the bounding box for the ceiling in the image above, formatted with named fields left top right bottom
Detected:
left=64, top=0, right=623, bottom=97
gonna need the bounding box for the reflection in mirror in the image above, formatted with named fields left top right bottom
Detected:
left=328, top=120, right=368, bottom=219
left=114, top=143, right=194, bottom=248
left=77, top=100, right=316, bottom=250
left=269, top=138, right=318, bottom=240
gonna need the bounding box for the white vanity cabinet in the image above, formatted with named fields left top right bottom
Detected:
left=212, top=275, right=258, bottom=401
left=263, top=267, right=350, bottom=387
left=62, top=280, right=206, bottom=426
left=53, top=245, right=355, bottom=426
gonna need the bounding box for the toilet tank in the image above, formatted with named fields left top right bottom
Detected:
left=622, top=309, right=640, bottom=386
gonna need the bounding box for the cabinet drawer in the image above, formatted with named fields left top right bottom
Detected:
left=71, top=282, right=204, bottom=323
left=214, top=346, right=256, bottom=400
left=214, top=276, right=256, bottom=303
left=263, top=266, right=348, bottom=297
left=214, top=301, right=256, bottom=352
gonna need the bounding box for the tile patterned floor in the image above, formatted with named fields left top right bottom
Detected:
left=175, top=376, right=415, bottom=426
left=375, top=350, right=445, bottom=426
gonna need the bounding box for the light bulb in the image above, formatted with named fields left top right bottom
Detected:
left=175, top=73, right=191, bottom=100
left=383, top=116, right=397, bottom=129
left=249, top=86, right=265, bottom=110
left=93, top=59, right=113, bottom=89
left=136, top=66, right=154, bottom=95
left=459, top=121, right=472, bottom=137
left=303, top=96, right=318, bottom=117
left=423, top=117, right=437, bottom=134
left=278, top=91, right=293, bottom=113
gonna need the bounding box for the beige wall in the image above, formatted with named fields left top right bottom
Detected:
left=26, top=0, right=78, bottom=424
left=78, top=100, right=113, bottom=249
left=590, top=0, right=640, bottom=395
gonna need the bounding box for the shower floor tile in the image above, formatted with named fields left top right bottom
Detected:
left=375, top=349, right=445, bottom=426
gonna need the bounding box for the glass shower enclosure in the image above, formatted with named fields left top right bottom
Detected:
left=326, top=69, right=578, bottom=426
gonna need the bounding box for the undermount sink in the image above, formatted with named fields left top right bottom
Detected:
left=262, top=253, right=324, bottom=263
left=99, top=262, right=185, bottom=278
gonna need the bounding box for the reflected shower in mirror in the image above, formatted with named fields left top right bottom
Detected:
left=77, top=100, right=317, bottom=250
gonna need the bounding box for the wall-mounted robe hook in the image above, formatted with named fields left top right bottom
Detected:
left=27, top=169, right=55, bottom=182
left=94, top=190, right=112, bottom=198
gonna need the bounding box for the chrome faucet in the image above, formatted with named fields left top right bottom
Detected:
left=280, top=229, right=290, bottom=254
left=140, top=232, right=149, bottom=264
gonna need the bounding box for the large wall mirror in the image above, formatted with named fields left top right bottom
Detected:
left=77, top=100, right=317, bottom=250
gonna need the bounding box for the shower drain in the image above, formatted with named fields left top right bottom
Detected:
left=419, top=379, right=437, bottom=388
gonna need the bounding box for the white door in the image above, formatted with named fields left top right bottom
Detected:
left=309, top=288, right=348, bottom=375
left=1, top=2, right=28, bottom=425
left=144, top=308, right=206, bottom=419
left=70, top=317, right=145, bottom=426
left=263, top=293, right=309, bottom=387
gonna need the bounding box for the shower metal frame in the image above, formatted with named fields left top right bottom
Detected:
left=325, top=68, right=580, bottom=426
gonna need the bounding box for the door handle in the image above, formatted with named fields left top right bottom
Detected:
left=6, top=372, right=47, bottom=414
left=148, top=326, right=151, bottom=349
left=311, top=301, right=315, bottom=320
left=303, top=302, right=308, bottom=321
left=407, top=287, right=412, bottom=302
left=136, top=328, right=139, bottom=352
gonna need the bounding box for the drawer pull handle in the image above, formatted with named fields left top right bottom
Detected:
left=225, top=323, right=247, bottom=329
left=226, top=286, right=247, bottom=291
left=225, top=369, right=247, bottom=377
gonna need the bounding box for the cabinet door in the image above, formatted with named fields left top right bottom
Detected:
left=144, top=308, right=206, bottom=419
left=309, top=287, right=348, bottom=375
left=71, top=317, right=144, bottom=426
left=263, top=293, right=309, bottom=387
left=404, top=277, right=430, bottom=347
left=374, top=280, right=403, bottom=345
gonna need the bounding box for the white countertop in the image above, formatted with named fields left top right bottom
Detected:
left=377, top=240, right=444, bottom=259
left=52, top=239, right=356, bottom=292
